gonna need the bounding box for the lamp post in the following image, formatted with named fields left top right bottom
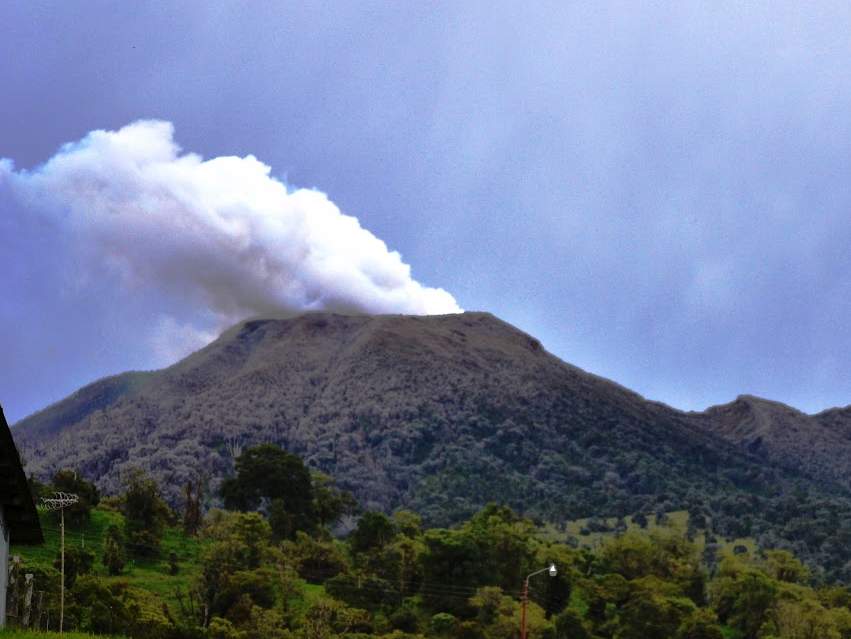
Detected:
left=520, top=563, right=557, bottom=639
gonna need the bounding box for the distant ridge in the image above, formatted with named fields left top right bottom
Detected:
left=692, top=393, right=851, bottom=486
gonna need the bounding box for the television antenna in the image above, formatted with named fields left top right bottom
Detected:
left=40, top=492, right=79, bottom=636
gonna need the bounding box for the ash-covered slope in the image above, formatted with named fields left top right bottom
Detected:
left=11, top=312, right=847, bottom=527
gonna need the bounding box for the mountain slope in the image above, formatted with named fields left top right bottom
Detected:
left=17, top=312, right=717, bottom=516
left=691, top=394, right=851, bottom=487
left=11, top=313, right=851, bottom=562
left=17, top=371, right=153, bottom=441
left=14, top=313, right=848, bottom=522
left=6, top=315, right=829, bottom=491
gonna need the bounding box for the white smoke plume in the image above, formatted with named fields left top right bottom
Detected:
left=0, top=121, right=460, bottom=419
left=4, top=120, right=460, bottom=321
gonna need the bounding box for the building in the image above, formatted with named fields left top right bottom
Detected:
left=0, top=404, right=42, bottom=627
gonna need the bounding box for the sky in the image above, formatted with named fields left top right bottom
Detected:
left=2, top=2, right=851, bottom=422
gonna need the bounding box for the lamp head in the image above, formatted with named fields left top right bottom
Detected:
left=548, top=563, right=557, bottom=577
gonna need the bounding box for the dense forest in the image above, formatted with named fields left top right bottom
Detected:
left=9, top=444, right=851, bottom=639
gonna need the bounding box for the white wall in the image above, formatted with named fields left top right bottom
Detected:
left=0, top=505, right=8, bottom=628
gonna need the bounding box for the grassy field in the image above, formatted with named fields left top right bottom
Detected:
left=541, top=509, right=758, bottom=558
left=12, top=507, right=203, bottom=609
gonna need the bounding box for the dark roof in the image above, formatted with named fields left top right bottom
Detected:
left=0, top=404, right=43, bottom=544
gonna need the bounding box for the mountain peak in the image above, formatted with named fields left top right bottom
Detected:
left=12, top=311, right=720, bottom=520
left=695, top=391, right=851, bottom=481
left=733, top=394, right=802, bottom=412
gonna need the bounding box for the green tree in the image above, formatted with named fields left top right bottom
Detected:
left=633, top=512, right=649, bottom=529
left=390, top=603, right=421, bottom=633
left=601, top=531, right=698, bottom=582
left=829, top=606, right=851, bottom=639
left=468, top=586, right=551, bottom=639
left=213, top=569, right=278, bottom=619
left=421, top=527, right=483, bottom=615
left=220, top=444, right=315, bottom=540
left=102, top=524, right=126, bottom=576
left=676, top=609, right=724, bottom=639
left=280, top=530, right=349, bottom=583
left=764, top=549, right=810, bottom=584
left=300, top=597, right=372, bottom=639
left=195, top=510, right=282, bottom=621
left=583, top=573, right=629, bottom=625
left=393, top=510, right=423, bottom=537
left=54, top=545, right=94, bottom=589
left=70, top=576, right=133, bottom=636
left=325, top=572, right=397, bottom=610
left=771, top=599, right=841, bottom=639
left=208, top=616, right=245, bottom=639
left=349, top=511, right=396, bottom=555
left=311, top=472, right=358, bottom=529
left=382, top=535, right=425, bottom=596
left=183, top=479, right=204, bottom=536
left=430, top=612, right=458, bottom=637
left=470, top=587, right=507, bottom=626
left=122, top=469, right=172, bottom=557
left=554, top=609, right=592, bottom=639
left=711, top=564, right=777, bottom=639
left=465, top=504, right=537, bottom=590
left=421, top=504, right=536, bottom=616
left=614, top=589, right=695, bottom=639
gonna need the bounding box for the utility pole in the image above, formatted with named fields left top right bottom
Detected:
left=40, top=492, right=79, bottom=636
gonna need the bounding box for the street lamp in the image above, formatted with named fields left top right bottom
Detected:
left=520, top=563, right=557, bottom=639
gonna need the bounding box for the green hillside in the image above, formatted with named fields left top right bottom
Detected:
left=16, top=507, right=202, bottom=608
left=18, top=506, right=759, bottom=595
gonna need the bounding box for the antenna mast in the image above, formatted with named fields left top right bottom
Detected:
left=40, top=492, right=79, bottom=636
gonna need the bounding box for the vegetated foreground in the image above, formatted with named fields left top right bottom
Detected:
left=13, top=312, right=851, bottom=582
left=8, top=445, right=851, bottom=639
left=0, top=631, right=123, bottom=639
